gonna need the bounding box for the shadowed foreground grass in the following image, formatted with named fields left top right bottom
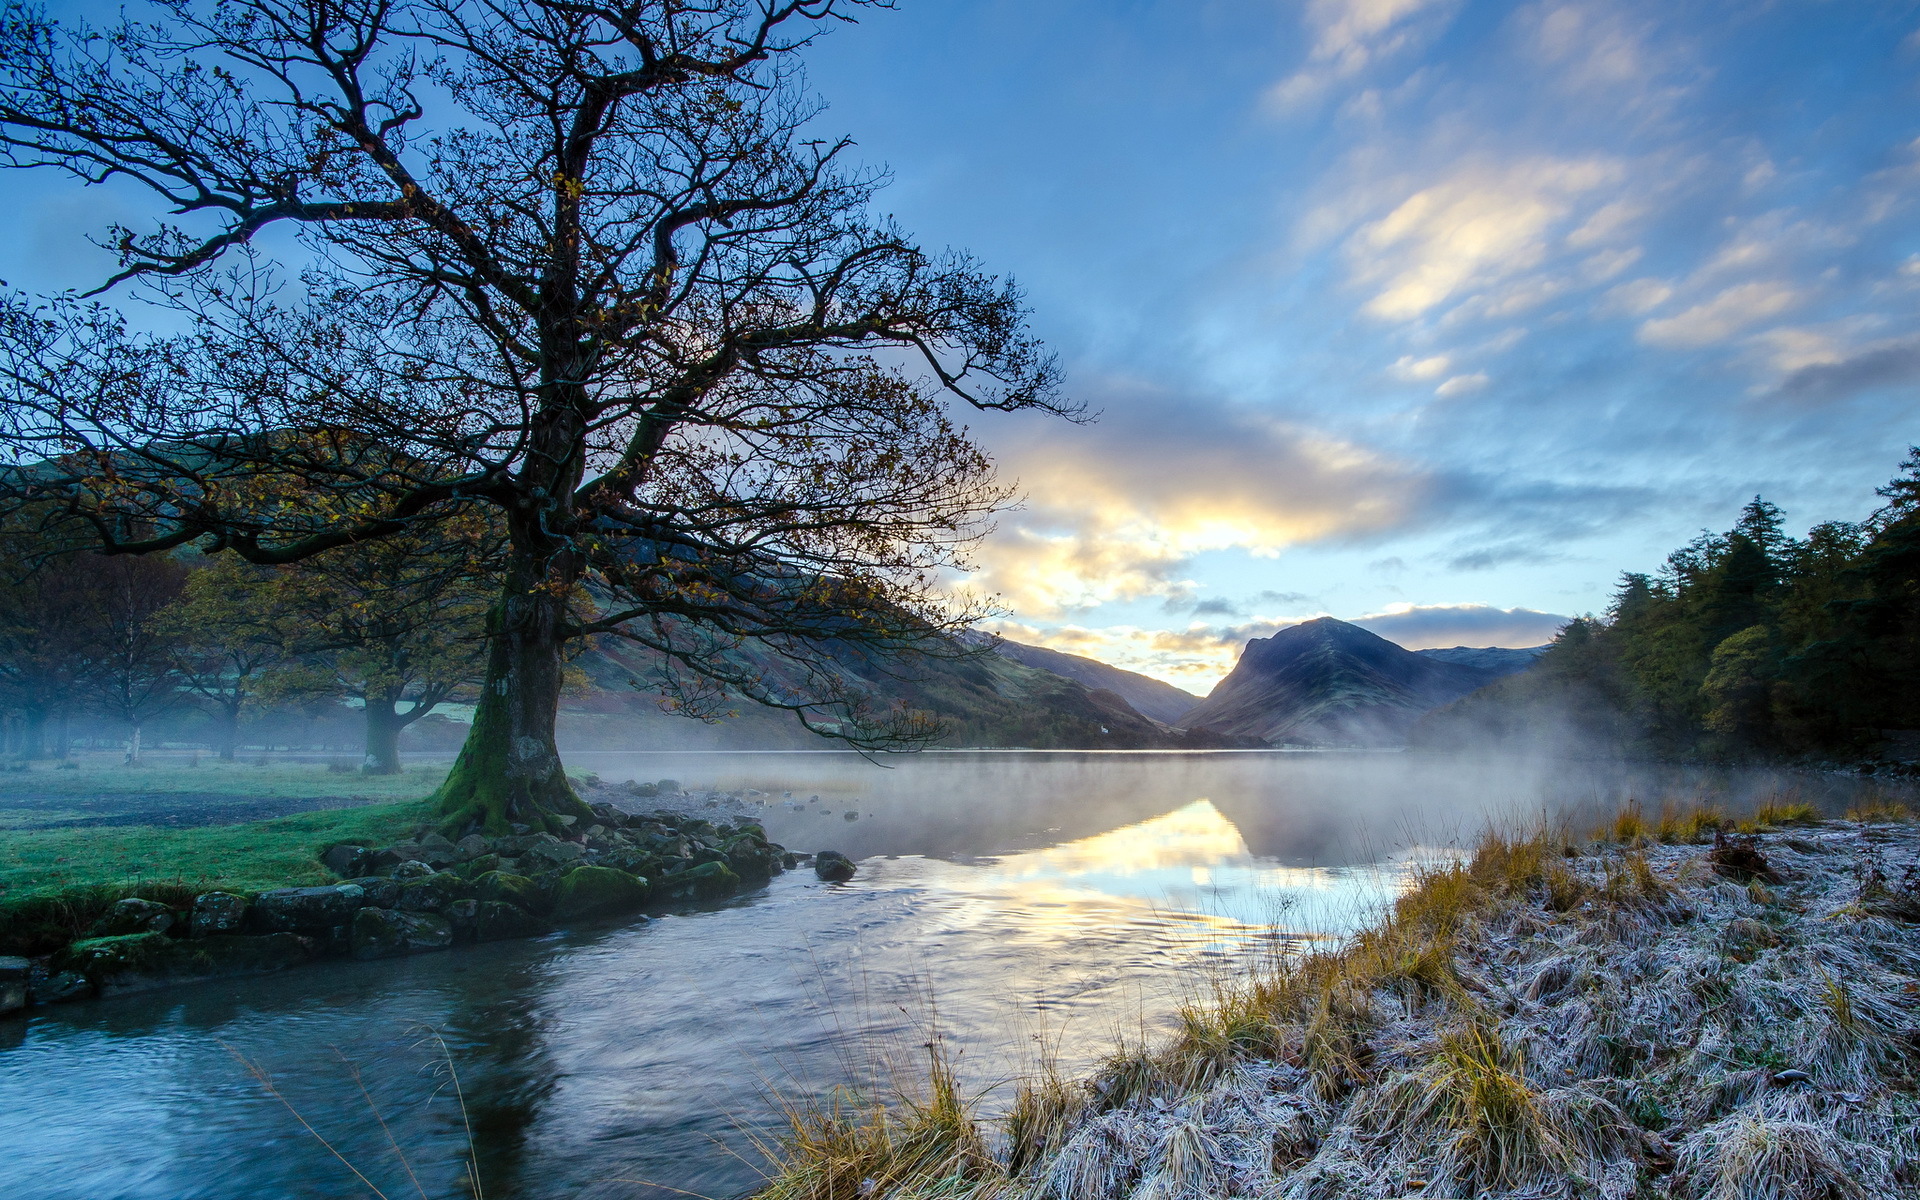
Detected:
left=750, top=795, right=1920, bottom=1200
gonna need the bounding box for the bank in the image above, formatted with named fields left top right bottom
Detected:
left=754, top=803, right=1920, bottom=1200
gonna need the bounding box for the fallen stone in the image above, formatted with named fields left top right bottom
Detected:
left=0, top=957, right=27, bottom=1016
left=350, top=908, right=454, bottom=960
left=552, top=865, right=650, bottom=921
left=251, top=883, right=367, bottom=933
left=189, top=892, right=248, bottom=938
left=813, top=850, right=857, bottom=882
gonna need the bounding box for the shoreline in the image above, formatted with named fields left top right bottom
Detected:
left=754, top=806, right=1920, bottom=1200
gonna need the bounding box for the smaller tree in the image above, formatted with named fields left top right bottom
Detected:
left=74, top=554, right=189, bottom=763
left=159, top=555, right=308, bottom=760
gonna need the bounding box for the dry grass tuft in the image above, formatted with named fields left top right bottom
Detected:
left=1747, top=796, right=1820, bottom=831
left=1845, top=791, right=1911, bottom=823
left=1675, top=1110, right=1870, bottom=1200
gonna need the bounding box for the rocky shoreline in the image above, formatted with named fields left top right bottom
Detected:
left=2, top=779, right=838, bottom=1014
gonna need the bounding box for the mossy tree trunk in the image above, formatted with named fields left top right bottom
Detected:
left=362, top=695, right=403, bottom=775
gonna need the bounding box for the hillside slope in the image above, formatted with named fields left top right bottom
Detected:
left=991, top=638, right=1201, bottom=723
left=1175, top=617, right=1498, bottom=746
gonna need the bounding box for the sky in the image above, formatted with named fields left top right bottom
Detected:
left=5, top=0, right=1920, bottom=695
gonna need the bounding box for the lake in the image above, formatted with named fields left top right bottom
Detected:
left=0, top=750, right=1894, bottom=1200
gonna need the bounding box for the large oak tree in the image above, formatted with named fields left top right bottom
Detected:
left=0, top=0, right=1070, bottom=831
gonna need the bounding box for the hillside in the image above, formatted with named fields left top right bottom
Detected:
left=558, top=635, right=1242, bottom=751
left=1415, top=644, right=1547, bottom=674
left=990, top=638, right=1201, bottom=723
left=1175, top=617, right=1499, bottom=746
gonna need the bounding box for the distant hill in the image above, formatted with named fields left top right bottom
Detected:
left=1415, top=645, right=1548, bottom=675
left=1174, top=617, right=1501, bottom=746
left=991, top=638, right=1201, bottom=724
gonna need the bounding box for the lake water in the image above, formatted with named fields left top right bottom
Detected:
left=0, top=750, right=1898, bottom=1200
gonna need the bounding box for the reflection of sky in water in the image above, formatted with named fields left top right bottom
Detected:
left=893, top=799, right=1409, bottom=946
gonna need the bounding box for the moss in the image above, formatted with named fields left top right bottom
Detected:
left=654, top=860, right=741, bottom=905
left=471, top=870, right=543, bottom=913
left=56, top=931, right=311, bottom=987
left=551, top=865, right=650, bottom=921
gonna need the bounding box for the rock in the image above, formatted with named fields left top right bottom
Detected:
left=723, top=834, right=783, bottom=884
left=419, top=831, right=457, bottom=851
left=466, top=900, right=551, bottom=943
left=1770, top=1068, right=1814, bottom=1087
left=601, top=848, right=659, bottom=877
left=31, top=971, right=88, bottom=1005
left=552, top=866, right=651, bottom=921
left=527, top=839, right=586, bottom=868
left=814, top=851, right=857, bottom=882
left=657, top=779, right=682, bottom=793
left=190, top=892, right=249, bottom=937
left=391, top=860, right=436, bottom=880
left=455, top=833, right=489, bottom=860
left=93, top=897, right=177, bottom=937
left=458, top=853, right=503, bottom=879
left=346, top=877, right=402, bottom=908
left=472, top=870, right=544, bottom=913
left=358, top=847, right=407, bottom=873
left=58, top=932, right=313, bottom=994
left=655, top=860, right=742, bottom=904
left=1708, top=832, right=1783, bottom=884
left=398, top=873, right=466, bottom=913
left=320, top=843, right=364, bottom=877
left=350, top=908, right=454, bottom=959
left=0, top=957, right=27, bottom=1016
left=251, top=883, right=367, bottom=933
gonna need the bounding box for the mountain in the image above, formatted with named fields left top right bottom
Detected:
left=991, top=638, right=1201, bottom=724
left=1415, top=645, right=1548, bottom=675
left=1173, top=617, right=1501, bottom=746
left=557, top=634, right=1246, bottom=751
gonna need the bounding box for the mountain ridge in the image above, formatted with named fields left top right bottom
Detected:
left=990, top=638, right=1201, bottom=724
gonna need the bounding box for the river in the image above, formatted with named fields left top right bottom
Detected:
left=0, top=750, right=1896, bottom=1200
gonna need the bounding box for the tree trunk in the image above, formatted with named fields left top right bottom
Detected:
left=362, top=694, right=404, bottom=775
left=18, top=707, right=45, bottom=760
left=216, top=701, right=240, bottom=761
left=124, top=722, right=142, bottom=765
left=432, top=576, right=591, bottom=835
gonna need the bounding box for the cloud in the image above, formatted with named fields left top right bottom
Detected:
left=1772, top=337, right=1920, bottom=403
left=966, top=381, right=1438, bottom=617
left=1435, top=372, right=1489, bottom=397
left=1347, top=157, right=1624, bottom=320
left=1638, top=280, right=1799, bottom=347
left=1602, top=277, right=1673, bottom=316
left=1268, top=0, right=1458, bottom=109
left=1348, top=603, right=1571, bottom=648
left=1391, top=353, right=1452, bottom=380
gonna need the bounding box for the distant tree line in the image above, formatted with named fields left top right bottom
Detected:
left=0, top=515, right=493, bottom=770
left=1421, top=448, right=1920, bottom=759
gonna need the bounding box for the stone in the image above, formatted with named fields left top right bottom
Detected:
left=31, top=971, right=88, bottom=1005
left=250, top=883, right=367, bottom=933
left=447, top=898, right=551, bottom=943
left=654, top=860, right=742, bottom=904
left=0, top=956, right=28, bottom=1017
left=190, top=892, right=249, bottom=937
left=346, top=877, right=402, bottom=908
left=458, top=853, right=503, bottom=879
left=456, top=833, right=489, bottom=859
left=350, top=908, right=454, bottom=959
left=527, top=839, right=586, bottom=868
left=94, top=897, right=176, bottom=937
left=551, top=865, right=651, bottom=921
left=472, top=870, right=544, bottom=912
left=391, top=860, right=436, bottom=880
left=398, top=873, right=466, bottom=913
left=723, top=834, right=782, bottom=884
left=813, top=851, right=857, bottom=882
left=418, top=831, right=456, bottom=850
left=58, top=932, right=313, bottom=994
left=320, top=843, right=364, bottom=877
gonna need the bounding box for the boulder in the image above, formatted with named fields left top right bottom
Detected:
left=320, top=843, right=364, bottom=877
left=813, top=851, right=857, bottom=882
left=457, top=853, right=503, bottom=879
left=251, top=883, right=367, bottom=933
left=398, top=873, right=466, bottom=913
left=526, top=839, right=586, bottom=869
left=551, top=866, right=651, bottom=921
left=58, top=932, right=313, bottom=994
left=0, top=957, right=27, bottom=1017
left=472, top=870, right=543, bottom=912
left=346, top=877, right=402, bottom=908
left=189, top=892, right=249, bottom=937
left=93, top=897, right=176, bottom=937
left=456, top=833, right=490, bottom=860
left=654, top=860, right=741, bottom=904
left=350, top=908, right=454, bottom=959
left=31, top=971, right=88, bottom=1005
left=447, top=899, right=551, bottom=943
left=391, top=859, right=437, bottom=879
left=723, top=834, right=782, bottom=884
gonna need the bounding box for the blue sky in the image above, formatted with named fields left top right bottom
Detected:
left=789, top=0, right=1920, bottom=691
left=6, top=1, right=1920, bottom=693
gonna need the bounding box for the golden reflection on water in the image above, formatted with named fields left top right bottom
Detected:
left=909, top=799, right=1408, bottom=947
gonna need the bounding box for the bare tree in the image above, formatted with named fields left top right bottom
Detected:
left=75, top=553, right=189, bottom=763
left=0, top=0, right=1072, bottom=831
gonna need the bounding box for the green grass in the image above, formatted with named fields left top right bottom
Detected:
left=0, top=800, right=431, bottom=955
left=0, top=755, right=445, bottom=802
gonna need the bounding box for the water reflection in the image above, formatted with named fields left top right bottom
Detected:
left=3, top=751, right=1906, bottom=1200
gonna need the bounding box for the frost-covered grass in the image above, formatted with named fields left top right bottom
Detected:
left=753, top=800, right=1920, bottom=1200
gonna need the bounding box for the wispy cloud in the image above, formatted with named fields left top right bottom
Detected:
left=1638, top=280, right=1800, bottom=347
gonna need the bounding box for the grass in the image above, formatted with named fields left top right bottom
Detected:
left=0, top=800, right=430, bottom=954
left=0, top=754, right=445, bottom=802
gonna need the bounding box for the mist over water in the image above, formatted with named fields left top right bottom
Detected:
left=1, top=751, right=1902, bottom=1200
